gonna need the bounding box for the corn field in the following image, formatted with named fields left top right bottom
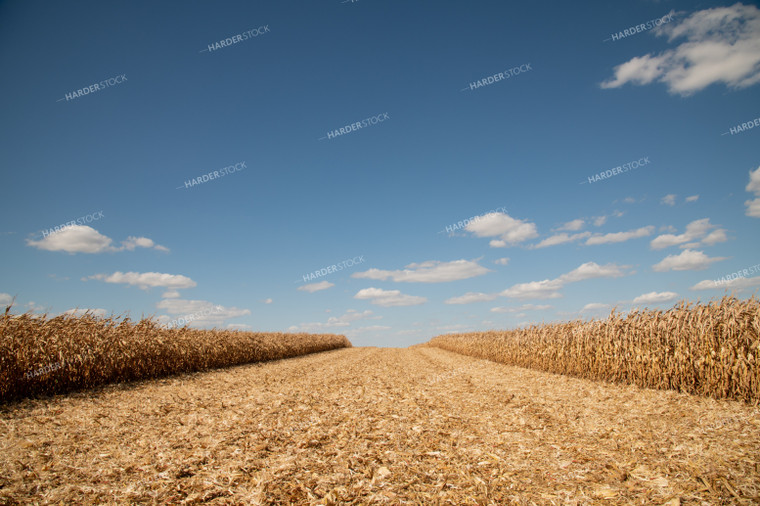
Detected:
left=0, top=310, right=351, bottom=403
left=428, top=296, right=760, bottom=403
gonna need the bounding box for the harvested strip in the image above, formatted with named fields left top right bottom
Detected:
left=0, top=347, right=758, bottom=504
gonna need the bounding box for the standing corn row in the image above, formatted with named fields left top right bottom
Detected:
left=0, top=312, right=351, bottom=403
left=428, top=296, right=760, bottom=403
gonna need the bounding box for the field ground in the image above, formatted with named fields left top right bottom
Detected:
left=1, top=347, right=759, bottom=504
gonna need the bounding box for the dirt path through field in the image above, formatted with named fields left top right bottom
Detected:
left=1, top=346, right=759, bottom=504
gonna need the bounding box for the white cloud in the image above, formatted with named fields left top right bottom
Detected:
left=557, top=219, right=585, bottom=231
left=652, top=249, right=727, bottom=271
left=27, top=226, right=115, bottom=254
left=298, top=281, right=334, bottom=293
left=288, top=309, right=380, bottom=332
left=162, top=290, right=181, bottom=299
left=489, top=239, right=507, bottom=248
left=580, top=302, right=610, bottom=312
left=62, top=308, right=108, bottom=318
left=622, top=197, right=637, bottom=204
left=156, top=299, right=250, bottom=327
left=121, top=236, right=170, bottom=252
left=747, top=165, right=760, bottom=194
left=444, top=292, right=499, bottom=304
left=593, top=216, right=607, bottom=226
left=692, top=275, right=760, bottom=290
left=354, top=287, right=427, bottom=307
left=531, top=232, right=591, bottom=249
left=601, top=4, right=760, bottom=95
left=585, top=226, right=654, bottom=245
left=650, top=218, right=726, bottom=249
left=745, top=198, right=760, bottom=218
left=661, top=194, right=677, bottom=206
left=227, top=323, right=252, bottom=330
left=25, top=301, right=48, bottom=313
left=26, top=226, right=168, bottom=254
left=262, top=298, right=273, bottom=304
left=464, top=212, right=539, bottom=245
left=0, top=293, right=13, bottom=306
left=701, top=228, right=728, bottom=245
left=632, top=291, right=679, bottom=305
left=490, top=304, right=552, bottom=313
left=499, top=262, right=629, bottom=300
left=686, top=195, right=699, bottom=202
left=500, top=279, right=565, bottom=300
left=353, top=259, right=489, bottom=283
left=493, top=257, right=510, bottom=265
left=746, top=166, right=760, bottom=217
left=558, top=262, right=628, bottom=282
left=86, top=271, right=196, bottom=290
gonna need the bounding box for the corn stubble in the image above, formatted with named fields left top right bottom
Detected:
left=428, top=296, right=760, bottom=403
left=0, top=310, right=351, bottom=403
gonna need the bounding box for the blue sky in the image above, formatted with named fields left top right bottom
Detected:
left=1, top=0, right=759, bottom=347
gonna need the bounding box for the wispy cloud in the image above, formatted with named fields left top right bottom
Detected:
left=298, top=281, right=334, bottom=293
left=498, top=262, right=629, bottom=300
left=746, top=166, right=760, bottom=218
left=601, top=4, right=760, bottom=95
left=531, top=232, right=591, bottom=249
left=354, top=287, right=427, bottom=307
left=490, top=304, right=552, bottom=313
left=556, top=219, right=585, bottom=231
left=632, top=291, right=679, bottom=304
left=156, top=298, right=250, bottom=327
left=444, top=292, right=499, bottom=304
left=585, top=226, right=654, bottom=245
left=692, top=276, right=760, bottom=290
left=652, top=249, right=727, bottom=271
left=650, top=218, right=727, bottom=249
left=26, top=226, right=168, bottom=254
left=353, top=259, right=489, bottom=283
left=463, top=212, right=539, bottom=246
left=85, top=271, right=196, bottom=290
left=287, top=309, right=379, bottom=332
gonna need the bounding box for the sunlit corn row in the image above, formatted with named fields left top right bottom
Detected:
left=0, top=310, right=351, bottom=403
left=428, top=296, right=760, bottom=403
